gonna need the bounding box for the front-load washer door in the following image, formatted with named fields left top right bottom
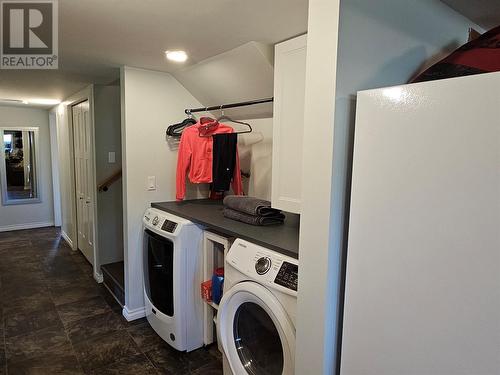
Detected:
left=144, top=229, right=174, bottom=316
left=217, top=281, right=295, bottom=375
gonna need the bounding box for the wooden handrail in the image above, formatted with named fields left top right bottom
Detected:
left=98, top=169, right=122, bottom=192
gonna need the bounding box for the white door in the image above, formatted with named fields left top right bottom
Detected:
left=217, top=282, right=296, bottom=375
left=272, top=34, right=307, bottom=214
left=341, top=73, right=500, bottom=375
left=72, top=100, right=94, bottom=264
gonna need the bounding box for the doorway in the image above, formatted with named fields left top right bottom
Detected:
left=72, top=100, right=95, bottom=264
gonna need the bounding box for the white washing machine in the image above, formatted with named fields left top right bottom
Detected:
left=142, top=207, right=204, bottom=352
left=217, top=238, right=298, bottom=375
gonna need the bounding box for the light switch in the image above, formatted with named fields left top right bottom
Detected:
left=147, top=176, right=156, bottom=191
left=108, top=152, right=116, bottom=163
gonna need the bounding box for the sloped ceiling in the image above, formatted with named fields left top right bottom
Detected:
left=173, top=42, right=275, bottom=119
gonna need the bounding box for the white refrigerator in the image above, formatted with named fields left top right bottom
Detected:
left=341, top=72, right=500, bottom=375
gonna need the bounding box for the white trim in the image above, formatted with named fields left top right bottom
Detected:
left=203, top=231, right=231, bottom=345
left=122, top=305, right=146, bottom=321
left=48, top=110, right=62, bottom=226
left=0, top=221, right=54, bottom=232
left=61, top=230, right=74, bottom=248
left=94, top=271, right=103, bottom=283
left=295, top=1, right=341, bottom=374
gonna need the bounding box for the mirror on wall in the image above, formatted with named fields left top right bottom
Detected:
left=0, top=128, right=40, bottom=205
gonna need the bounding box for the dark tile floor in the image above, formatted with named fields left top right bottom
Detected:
left=0, top=227, right=222, bottom=375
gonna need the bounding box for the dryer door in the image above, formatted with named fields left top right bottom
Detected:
left=143, top=228, right=174, bottom=316
left=217, top=281, right=295, bottom=375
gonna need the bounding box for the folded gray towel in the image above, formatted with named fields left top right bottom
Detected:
left=223, top=196, right=282, bottom=217
left=223, top=208, right=285, bottom=226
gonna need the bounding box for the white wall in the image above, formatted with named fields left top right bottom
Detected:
left=233, top=117, right=273, bottom=201
left=295, top=0, right=341, bottom=373
left=335, top=0, right=481, bottom=99
left=94, top=84, right=123, bottom=267
left=48, top=110, right=62, bottom=227
left=121, top=66, right=205, bottom=317
left=0, top=105, right=54, bottom=230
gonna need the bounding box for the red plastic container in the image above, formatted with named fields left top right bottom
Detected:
left=201, top=280, right=212, bottom=302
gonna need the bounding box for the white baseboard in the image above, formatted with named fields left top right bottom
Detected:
left=0, top=221, right=54, bottom=233
left=94, top=271, right=103, bottom=283
left=122, top=305, right=146, bottom=321
left=61, top=231, right=73, bottom=248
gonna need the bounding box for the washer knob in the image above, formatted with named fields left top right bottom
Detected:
left=255, top=257, right=272, bottom=275
left=152, top=216, right=159, bottom=226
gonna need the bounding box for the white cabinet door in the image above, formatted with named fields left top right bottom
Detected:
left=341, top=73, right=500, bottom=375
left=272, top=35, right=307, bottom=214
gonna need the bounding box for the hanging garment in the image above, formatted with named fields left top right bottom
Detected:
left=212, top=133, right=238, bottom=192
left=176, top=120, right=243, bottom=200
left=411, top=25, right=500, bottom=83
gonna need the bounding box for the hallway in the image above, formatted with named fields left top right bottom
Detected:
left=0, top=227, right=221, bottom=375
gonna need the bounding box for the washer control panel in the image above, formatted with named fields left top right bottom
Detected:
left=274, top=262, right=298, bottom=291
left=161, top=219, right=178, bottom=233
left=228, top=238, right=299, bottom=296
left=255, top=257, right=272, bottom=275
left=143, top=208, right=189, bottom=235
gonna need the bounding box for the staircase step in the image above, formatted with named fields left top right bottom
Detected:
left=101, top=261, right=125, bottom=307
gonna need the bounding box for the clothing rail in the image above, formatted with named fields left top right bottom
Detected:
left=184, top=97, right=274, bottom=114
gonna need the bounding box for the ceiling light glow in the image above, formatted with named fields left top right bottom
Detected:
left=26, top=98, right=61, bottom=105
left=165, top=50, right=188, bottom=63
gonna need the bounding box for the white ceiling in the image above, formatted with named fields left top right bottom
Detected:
left=441, top=0, right=500, bottom=31
left=0, top=0, right=308, bottom=108
left=173, top=42, right=275, bottom=120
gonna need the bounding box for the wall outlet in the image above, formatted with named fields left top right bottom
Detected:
left=108, top=152, right=116, bottom=163
left=147, top=176, right=156, bottom=191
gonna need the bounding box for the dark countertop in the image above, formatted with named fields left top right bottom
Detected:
left=151, top=199, right=300, bottom=259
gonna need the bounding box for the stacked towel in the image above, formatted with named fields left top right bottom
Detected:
left=223, top=196, right=285, bottom=226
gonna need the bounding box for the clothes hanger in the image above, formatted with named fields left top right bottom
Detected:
left=215, top=105, right=253, bottom=134
left=167, top=121, right=194, bottom=137
left=198, top=110, right=220, bottom=137
left=167, top=111, right=197, bottom=138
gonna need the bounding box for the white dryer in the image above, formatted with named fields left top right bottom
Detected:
left=217, top=238, right=298, bottom=375
left=142, top=208, right=204, bottom=352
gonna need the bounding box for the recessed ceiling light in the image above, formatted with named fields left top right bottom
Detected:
left=0, top=98, right=26, bottom=104
left=165, top=50, right=188, bottom=63
left=26, top=98, right=61, bottom=105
